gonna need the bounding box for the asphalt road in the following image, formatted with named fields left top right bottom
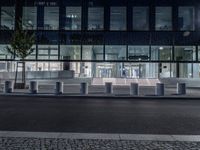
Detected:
left=0, top=96, right=200, bottom=135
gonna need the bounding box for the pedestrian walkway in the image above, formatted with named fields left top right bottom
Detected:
left=0, top=131, right=200, bottom=149
left=1, top=85, right=200, bottom=98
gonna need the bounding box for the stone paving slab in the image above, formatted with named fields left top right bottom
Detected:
left=0, top=137, right=200, bottom=150
left=1, top=132, right=200, bottom=149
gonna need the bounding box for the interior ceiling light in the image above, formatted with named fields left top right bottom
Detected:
left=159, top=47, right=164, bottom=50
left=28, top=20, right=33, bottom=24
left=67, top=14, right=77, bottom=18
left=183, top=31, right=190, bottom=37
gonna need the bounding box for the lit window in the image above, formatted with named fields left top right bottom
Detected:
left=65, top=7, right=81, bottom=30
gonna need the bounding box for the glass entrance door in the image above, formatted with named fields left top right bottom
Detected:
left=96, top=63, right=114, bottom=78
left=124, top=63, right=146, bottom=78
left=125, top=64, right=139, bottom=78
left=94, top=62, right=158, bottom=78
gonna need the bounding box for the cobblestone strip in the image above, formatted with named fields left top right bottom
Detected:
left=0, top=137, right=200, bottom=150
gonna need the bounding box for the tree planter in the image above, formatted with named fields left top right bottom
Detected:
left=14, top=83, right=26, bottom=89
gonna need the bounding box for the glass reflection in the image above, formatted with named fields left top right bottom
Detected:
left=1, top=7, right=15, bottom=30
left=22, top=7, right=37, bottom=30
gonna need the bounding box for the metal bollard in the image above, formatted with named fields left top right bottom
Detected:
left=177, top=83, right=186, bottom=95
left=105, top=82, right=113, bottom=94
left=29, top=81, right=38, bottom=94
left=55, top=82, right=63, bottom=95
left=4, top=81, right=13, bottom=93
left=155, top=83, right=164, bottom=96
left=80, top=82, right=88, bottom=95
left=130, top=83, right=139, bottom=96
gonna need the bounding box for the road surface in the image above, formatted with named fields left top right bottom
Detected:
left=0, top=96, right=200, bottom=135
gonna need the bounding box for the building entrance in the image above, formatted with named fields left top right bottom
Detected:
left=96, top=63, right=115, bottom=78
left=95, top=63, right=148, bottom=78
left=124, top=63, right=146, bottom=78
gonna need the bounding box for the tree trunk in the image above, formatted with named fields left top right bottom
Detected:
left=22, top=61, right=26, bottom=89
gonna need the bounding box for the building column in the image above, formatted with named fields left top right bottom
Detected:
left=63, top=56, right=70, bottom=70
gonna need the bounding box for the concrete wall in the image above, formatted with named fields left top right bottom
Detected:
left=0, top=70, right=74, bottom=80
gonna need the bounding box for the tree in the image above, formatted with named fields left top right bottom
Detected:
left=6, top=22, right=35, bottom=88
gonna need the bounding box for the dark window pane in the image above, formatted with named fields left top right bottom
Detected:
left=156, top=7, right=172, bottom=31
left=178, top=7, right=194, bottom=31
left=133, top=7, right=149, bottom=31
left=22, top=7, right=37, bottom=30
left=44, top=7, right=59, bottom=30
left=88, top=7, right=104, bottom=30
left=1, top=7, right=15, bottom=30
left=110, top=7, right=126, bottom=31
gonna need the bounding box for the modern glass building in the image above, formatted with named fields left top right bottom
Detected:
left=0, top=0, right=200, bottom=79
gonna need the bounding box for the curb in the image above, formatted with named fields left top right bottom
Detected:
left=0, top=93, right=200, bottom=100
left=0, top=131, right=200, bottom=141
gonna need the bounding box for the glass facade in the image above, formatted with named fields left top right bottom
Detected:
left=0, top=44, right=12, bottom=59
left=174, top=46, right=196, bottom=61
left=0, top=0, right=199, bottom=79
left=128, top=46, right=149, bottom=61
left=151, top=46, right=172, bottom=61
left=60, top=45, right=81, bottom=60
left=38, top=45, right=59, bottom=60
left=82, top=45, right=103, bottom=60
left=105, top=46, right=126, bottom=60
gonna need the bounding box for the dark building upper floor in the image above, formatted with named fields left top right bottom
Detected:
left=1, top=0, right=200, bottom=32
left=1, top=0, right=200, bottom=62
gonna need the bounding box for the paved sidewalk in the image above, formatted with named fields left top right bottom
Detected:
left=1, top=85, right=200, bottom=98
left=1, top=137, right=200, bottom=150
left=0, top=132, right=200, bottom=150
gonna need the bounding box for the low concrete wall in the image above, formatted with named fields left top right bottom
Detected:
left=0, top=70, right=75, bottom=80
left=92, top=78, right=160, bottom=86
left=92, top=78, right=200, bottom=87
